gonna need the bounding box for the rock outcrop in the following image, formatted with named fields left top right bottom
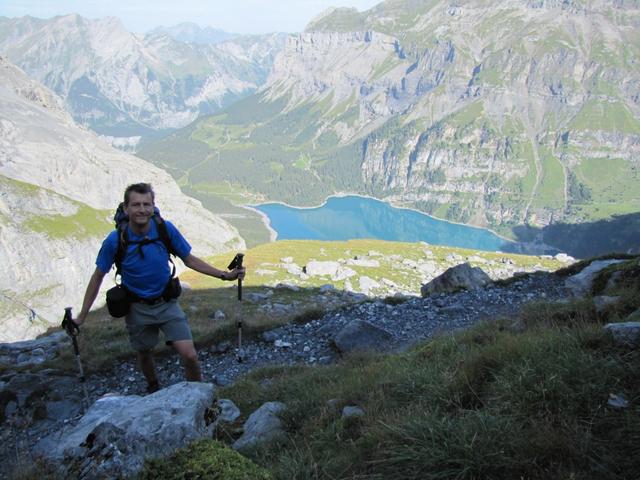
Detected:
left=232, top=401, right=287, bottom=453
left=34, top=382, right=217, bottom=479
left=421, top=263, right=492, bottom=297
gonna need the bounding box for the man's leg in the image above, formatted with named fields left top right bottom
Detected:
left=137, top=349, right=160, bottom=391
left=172, top=340, right=202, bottom=381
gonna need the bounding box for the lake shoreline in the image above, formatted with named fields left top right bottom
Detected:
left=246, top=192, right=516, bottom=246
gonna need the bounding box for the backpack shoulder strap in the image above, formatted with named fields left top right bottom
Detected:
left=152, top=214, right=179, bottom=257
left=114, top=223, right=128, bottom=278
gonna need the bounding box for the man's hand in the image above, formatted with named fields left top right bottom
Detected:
left=62, top=314, right=80, bottom=336
left=75, top=312, right=87, bottom=326
left=225, top=267, right=246, bottom=281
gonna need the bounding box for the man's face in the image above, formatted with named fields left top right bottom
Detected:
left=125, top=192, right=154, bottom=229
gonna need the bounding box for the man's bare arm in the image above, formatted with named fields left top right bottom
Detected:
left=183, top=254, right=245, bottom=280
left=75, top=267, right=107, bottom=325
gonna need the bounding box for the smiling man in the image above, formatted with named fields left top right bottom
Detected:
left=75, top=182, right=245, bottom=393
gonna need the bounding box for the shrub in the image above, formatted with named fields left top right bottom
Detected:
left=139, top=439, right=272, bottom=480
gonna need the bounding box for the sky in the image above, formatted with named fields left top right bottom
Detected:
left=0, top=0, right=382, bottom=34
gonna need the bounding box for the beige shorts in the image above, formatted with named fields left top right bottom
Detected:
left=124, top=299, right=192, bottom=351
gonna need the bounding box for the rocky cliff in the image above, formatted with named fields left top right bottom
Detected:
left=0, top=57, right=245, bottom=342
left=0, top=15, right=285, bottom=150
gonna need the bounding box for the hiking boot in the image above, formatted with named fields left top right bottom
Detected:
left=146, top=380, right=160, bottom=394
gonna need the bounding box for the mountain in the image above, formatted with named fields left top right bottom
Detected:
left=0, top=15, right=285, bottom=151
left=149, top=22, right=238, bottom=44
left=138, top=0, right=640, bottom=248
left=0, top=56, right=245, bottom=342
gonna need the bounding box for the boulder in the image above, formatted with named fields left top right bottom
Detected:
left=305, top=261, right=340, bottom=276
left=0, top=331, right=69, bottom=367
left=564, top=259, right=625, bottom=297
left=214, top=398, right=241, bottom=427
left=626, top=308, right=640, bottom=322
left=359, top=276, right=380, bottom=294
left=0, top=370, right=84, bottom=424
left=421, top=263, right=492, bottom=297
left=604, top=322, right=640, bottom=348
left=282, top=262, right=303, bottom=275
left=331, top=320, right=394, bottom=354
left=342, top=406, right=365, bottom=418
left=34, top=382, right=216, bottom=479
left=554, top=253, right=575, bottom=263
left=593, top=296, right=621, bottom=313
left=346, top=258, right=380, bottom=268
left=332, top=266, right=357, bottom=281
left=232, top=401, right=287, bottom=453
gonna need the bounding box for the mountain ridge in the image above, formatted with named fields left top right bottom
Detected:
left=0, top=14, right=286, bottom=150
left=138, top=0, right=639, bottom=250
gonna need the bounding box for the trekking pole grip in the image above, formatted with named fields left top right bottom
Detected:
left=227, top=253, right=244, bottom=301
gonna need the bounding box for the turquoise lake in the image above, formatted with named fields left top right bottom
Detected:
left=253, top=196, right=512, bottom=252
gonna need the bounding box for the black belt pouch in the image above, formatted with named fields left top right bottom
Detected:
left=106, top=284, right=130, bottom=318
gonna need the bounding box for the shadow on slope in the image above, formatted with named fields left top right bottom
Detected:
left=512, top=212, right=640, bottom=258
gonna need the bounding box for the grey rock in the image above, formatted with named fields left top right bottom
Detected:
left=359, top=276, right=380, bottom=294
left=232, top=401, right=287, bottom=452
left=282, top=263, right=303, bottom=275
left=34, top=382, right=216, bottom=479
left=306, top=260, right=341, bottom=276
left=0, top=331, right=69, bottom=367
left=0, top=371, right=83, bottom=423
left=554, top=253, right=575, bottom=263
left=215, top=398, right=241, bottom=426
left=593, top=296, right=620, bottom=313
left=332, top=266, right=358, bottom=281
left=262, top=330, right=280, bottom=343
left=319, top=284, right=336, bottom=293
left=248, top=292, right=272, bottom=302
left=604, top=322, right=640, bottom=347
left=213, top=375, right=232, bottom=387
left=565, top=259, right=625, bottom=297
left=347, top=258, right=380, bottom=268
left=421, top=263, right=492, bottom=297
left=342, top=405, right=365, bottom=418
left=331, top=320, right=394, bottom=354
left=213, top=341, right=231, bottom=353
left=626, top=308, right=640, bottom=322
left=607, top=393, right=629, bottom=409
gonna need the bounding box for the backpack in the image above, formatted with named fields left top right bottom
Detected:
left=112, top=202, right=179, bottom=279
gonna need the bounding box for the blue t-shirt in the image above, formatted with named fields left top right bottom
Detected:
left=96, top=220, right=191, bottom=298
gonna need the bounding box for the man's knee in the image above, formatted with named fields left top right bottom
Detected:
left=181, top=351, right=198, bottom=364
left=174, top=342, right=198, bottom=363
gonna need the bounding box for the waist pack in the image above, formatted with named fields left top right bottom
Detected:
left=106, top=284, right=130, bottom=318
left=106, top=277, right=181, bottom=318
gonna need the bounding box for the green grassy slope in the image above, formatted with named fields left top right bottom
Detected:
left=149, top=255, right=639, bottom=480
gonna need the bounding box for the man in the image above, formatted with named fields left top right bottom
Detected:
left=75, top=183, right=245, bottom=393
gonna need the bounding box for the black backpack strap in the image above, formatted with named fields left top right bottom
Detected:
left=112, top=215, right=178, bottom=279
left=153, top=215, right=178, bottom=277
left=113, top=223, right=128, bottom=280
left=152, top=215, right=179, bottom=257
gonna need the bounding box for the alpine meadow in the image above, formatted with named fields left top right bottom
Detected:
left=0, top=1, right=639, bottom=479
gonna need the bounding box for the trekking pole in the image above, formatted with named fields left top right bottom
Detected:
left=227, top=253, right=245, bottom=363
left=62, top=307, right=90, bottom=411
